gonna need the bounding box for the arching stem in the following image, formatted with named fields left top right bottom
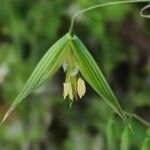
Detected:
left=68, top=0, right=150, bottom=35
left=124, top=112, right=150, bottom=127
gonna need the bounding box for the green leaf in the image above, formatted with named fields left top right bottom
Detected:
left=68, top=34, right=129, bottom=126
left=106, top=118, right=116, bottom=150
left=1, top=35, right=68, bottom=125
left=120, top=126, right=130, bottom=150
left=141, top=129, right=150, bottom=150
left=141, top=137, right=150, bottom=150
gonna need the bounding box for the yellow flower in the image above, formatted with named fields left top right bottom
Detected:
left=63, top=82, right=73, bottom=100
left=77, top=78, right=86, bottom=98
left=63, top=77, right=86, bottom=100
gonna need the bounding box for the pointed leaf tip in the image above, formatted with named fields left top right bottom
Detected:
left=69, top=35, right=129, bottom=126
left=1, top=35, right=69, bottom=125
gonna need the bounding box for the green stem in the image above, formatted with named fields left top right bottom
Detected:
left=68, top=0, right=150, bottom=34
left=124, top=112, right=150, bottom=127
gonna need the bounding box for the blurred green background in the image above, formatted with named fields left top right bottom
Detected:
left=0, top=0, right=150, bottom=149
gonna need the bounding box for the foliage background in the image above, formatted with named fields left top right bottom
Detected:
left=0, top=0, right=149, bottom=149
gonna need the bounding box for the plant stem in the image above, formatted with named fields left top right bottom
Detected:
left=68, top=0, right=150, bottom=34
left=124, top=112, right=150, bottom=127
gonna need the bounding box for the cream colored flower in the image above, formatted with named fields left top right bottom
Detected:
left=77, top=78, right=86, bottom=98
left=63, top=82, right=73, bottom=100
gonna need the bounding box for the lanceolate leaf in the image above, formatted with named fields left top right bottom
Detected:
left=106, top=118, right=116, bottom=150
left=1, top=35, right=68, bottom=125
left=68, top=34, right=128, bottom=123
left=120, top=126, right=130, bottom=150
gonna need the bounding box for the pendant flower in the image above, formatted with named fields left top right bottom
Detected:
left=63, top=56, right=86, bottom=101
left=63, top=77, right=86, bottom=100
left=1, top=33, right=129, bottom=128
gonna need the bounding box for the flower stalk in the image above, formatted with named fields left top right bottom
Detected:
left=68, top=0, right=150, bottom=35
